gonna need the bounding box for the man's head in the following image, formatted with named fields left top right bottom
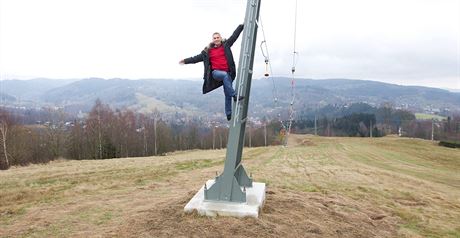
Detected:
left=212, top=32, right=222, bottom=47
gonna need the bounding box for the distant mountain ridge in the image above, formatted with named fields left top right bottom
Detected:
left=1, top=78, right=459, bottom=118
left=0, top=79, right=77, bottom=101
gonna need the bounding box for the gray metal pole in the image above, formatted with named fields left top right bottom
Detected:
left=370, top=120, right=373, bottom=138
left=264, top=123, right=267, bottom=146
left=204, top=0, right=261, bottom=203
left=314, top=115, right=317, bottom=136
left=212, top=126, right=215, bottom=150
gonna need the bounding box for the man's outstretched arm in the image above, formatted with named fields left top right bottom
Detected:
left=181, top=52, right=205, bottom=64
left=226, top=24, right=244, bottom=47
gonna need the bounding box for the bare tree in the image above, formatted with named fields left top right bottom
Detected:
left=43, top=107, right=67, bottom=158
left=67, top=120, right=85, bottom=160
left=0, top=109, right=13, bottom=169
left=151, top=109, right=160, bottom=155
left=123, top=110, right=137, bottom=157
left=0, top=118, right=9, bottom=169
left=86, top=99, right=115, bottom=159
left=138, top=114, right=148, bottom=156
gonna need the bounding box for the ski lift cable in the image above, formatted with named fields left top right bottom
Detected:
left=286, top=0, right=299, bottom=140
left=258, top=17, right=278, bottom=105
left=257, top=15, right=288, bottom=132
left=255, top=0, right=300, bottom=141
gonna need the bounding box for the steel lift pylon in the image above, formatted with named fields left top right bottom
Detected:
left=204, top=0, right=262, bottom=203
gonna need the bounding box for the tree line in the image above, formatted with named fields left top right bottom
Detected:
left=292, top=104, right=459, bottom=140
left=1, top=101, right=459, bottom=170
left=0, top=100, right=279, bottom=170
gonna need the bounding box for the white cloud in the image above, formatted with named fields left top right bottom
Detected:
left=0, top=0, right=459, bottom=89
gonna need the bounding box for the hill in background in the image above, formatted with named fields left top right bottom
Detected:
left=1, top=78, right=459, bottom=118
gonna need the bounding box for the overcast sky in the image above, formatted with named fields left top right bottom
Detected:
left=0, top=0, right=459, bottom=89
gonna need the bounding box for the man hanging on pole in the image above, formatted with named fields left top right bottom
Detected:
left=179, top=24, right=245, bottom=121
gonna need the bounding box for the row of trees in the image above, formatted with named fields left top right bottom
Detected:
left=292, top=106, right=460, bottom=140
left=402, top=116, right=460, bottom=141
left=1, top=101, right=459, bottom=170
left=0, top=109, right=55, bottom=169
left=0, top=100, right=280, bottom=170
left=292, top=104, right=415, bottom=137
left=292, top=113, right=380, bottom=137
left=66, top=100, right=279, bottom=161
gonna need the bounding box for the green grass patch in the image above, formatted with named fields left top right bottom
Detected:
left=19, top=217, right=74, bottom=238
left=262, top=147, right=285, bottom=165
left=415, top=113, right=446, bottom=121
left=75, top=207, right=114, bottom=225
left=300, top=184, right=320, bottom=192
left=396, top=207, right=453, bottom=238
left=445, top=228, right=460, bottom=238
left=174, top=159, right=222, bottom=171
left=0, top=206, right=27, bottom=225
left=439, top=140, right=460, bottom=148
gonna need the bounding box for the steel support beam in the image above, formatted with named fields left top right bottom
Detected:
left=204, top=0, right=261, bottom=203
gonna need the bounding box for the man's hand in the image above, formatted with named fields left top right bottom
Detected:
left=179, top=59, right=185, bottom=65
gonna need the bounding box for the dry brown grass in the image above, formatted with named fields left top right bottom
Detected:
left=1, top=135, right=459, bottom=237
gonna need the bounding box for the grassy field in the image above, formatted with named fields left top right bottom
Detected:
left=415, top=113, right=447, bottom=121
left=133, top=92, right=202, bottom=116
left=1, top=135, right=459, bottom=237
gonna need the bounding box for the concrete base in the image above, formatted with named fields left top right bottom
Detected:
left=184, top=180, right=266, bottom=218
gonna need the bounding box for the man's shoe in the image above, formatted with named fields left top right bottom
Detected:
left=233, top=95, right=245, bottom=102
left=226, top=114, right=231, bottom=121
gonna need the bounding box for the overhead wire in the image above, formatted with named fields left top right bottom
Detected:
left=258, top=0, right=299, bottom=146
left=257, top=16, right=288, bottom=133
left=286, top=0, right=299, bottom=145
